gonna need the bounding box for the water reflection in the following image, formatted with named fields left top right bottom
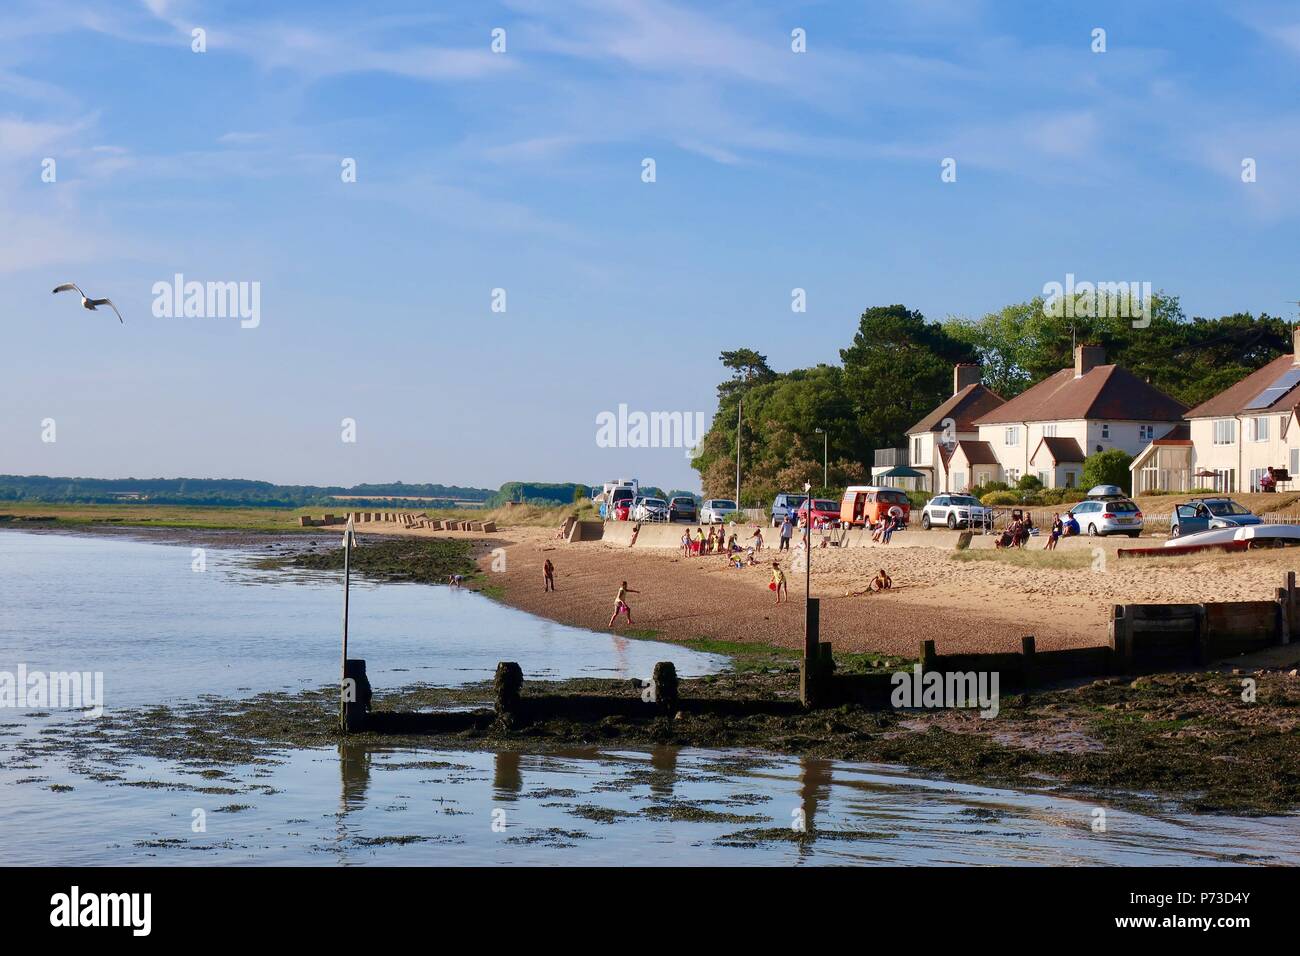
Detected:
left=493, top=751, right=523, bottom=799
left=338, top=739, right=372, bottom=811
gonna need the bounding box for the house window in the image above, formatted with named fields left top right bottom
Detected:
left=1251, top=416, right=1270, bottom=442
left=1064, top=471, right=1076, bottom=488
left=1042, top=424, right=1057, bottom=437
left=1037, top=470, right=1049, bottom=486
left=1214, top=419, right=1236, bottom=445
left=1005, top=426, right=1020, bottom=446
left=1291, top=449, right=1299, bottom=476
left=1139, top=424, right=1155, bottom=441
left=1249, top=468, right=1268, bottom=492
left=913, top=436, right=923, bottom=464
left=952, top=471, right=965, bottom=491
left=1007, top=468, right=1020, bottom=484
left=1100, top=423, right=1110, bottom=439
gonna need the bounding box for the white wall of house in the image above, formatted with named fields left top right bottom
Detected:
left=904, top=428, right=980, bottom=492
left=1189, top=413, right=1300, bottom=492
left=976, top=418, right=1180, bottom=489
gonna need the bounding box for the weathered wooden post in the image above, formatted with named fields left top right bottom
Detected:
left=1108, top=604, right=1131, bottom=673
left=800, top=597, right=823, bottom=707
left=920, top=638, right=938, bottom=672
left=1020, top=635, right=1036, bottom=695
left=494, top=661, right=524, bottom=719
left=339, top=515, right=356, bottom=733
left=650, top=661, right=679, bottom=713
left=342, top=658, right=371, bottom=731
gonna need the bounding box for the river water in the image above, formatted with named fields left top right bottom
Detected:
left=1, top=530, right=1297, bottom=865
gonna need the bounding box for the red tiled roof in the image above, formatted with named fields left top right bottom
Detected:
left=907, top=383, right=1006, bottom=436
left=974, top=365, right=1186, bottom=425
left=953, top=439, right=999, bottom=466
left=1184, top=353, right=1300, bottom=418
left=1152, top=422, right=1191, bottom=445
left=1030, top=436, right=1085, bottom=464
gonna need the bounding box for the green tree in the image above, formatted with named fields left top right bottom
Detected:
left=1083, top=449, right=1133, bottom=493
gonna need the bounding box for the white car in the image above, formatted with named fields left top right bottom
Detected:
left=920, top=494, right=990, bottom=530
left=700, top=498, right=738, bottom=524
left=632, top=497, right=669, bottom=522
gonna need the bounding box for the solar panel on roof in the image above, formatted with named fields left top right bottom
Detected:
left=1245, top=367, right=1300, bottom=410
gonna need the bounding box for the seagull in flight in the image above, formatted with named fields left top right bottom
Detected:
left=52, top=283, right=123, bottom=323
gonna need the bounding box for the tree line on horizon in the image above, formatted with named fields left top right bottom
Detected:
left=690, top=295, right=1295, bottom=504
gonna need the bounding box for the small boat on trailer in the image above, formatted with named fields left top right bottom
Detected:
left=1118, top=524, right=1300, bottom=558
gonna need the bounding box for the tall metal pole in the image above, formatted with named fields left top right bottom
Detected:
left=822, top=431, right=828, bottom=488
left=735, top=397, right=742, bottom=508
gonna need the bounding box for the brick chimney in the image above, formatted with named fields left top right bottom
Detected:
left=1074, top=344, right=1105, bottom=379
left=953, top=363, right=981, bottom=395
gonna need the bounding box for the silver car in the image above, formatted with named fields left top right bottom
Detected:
left=700, top=499, right=738, bottom=524
left=1067, top=497, right=1144, bottom=537
left=920, top=494, right=990, bottom=530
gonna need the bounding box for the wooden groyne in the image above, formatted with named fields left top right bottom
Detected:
left=338, top=573, right=1299, bottom=731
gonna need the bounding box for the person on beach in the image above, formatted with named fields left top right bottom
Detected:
left=727, top=532, right=738, bottom=553
left=881, top=514, right=897, bottom=544
left=779, top=513, right=794, bottom=551
left=680, top=528, right=692, bottom=557
left=694, top=527, right=705, bottom=556
left=869, top=568, right=892, bottom=592
left=608, top=580, right=639, bottom=627
left=543, top=558, right=555, bottom=592
left=1045, top=513, right=1062, bottom=550
left=771, top=562, right=787, bottom=604
left=1064, top=512, right=1080, bottom=537
left=707, top=526, right=718, bottom=554
left=751, top=526, right=764, bottom=552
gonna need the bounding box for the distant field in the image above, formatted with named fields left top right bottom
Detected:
left=0, top=500, right=598, bottom=531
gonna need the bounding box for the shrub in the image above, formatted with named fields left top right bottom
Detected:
left=1082, top=449, right=1133, bottom=493
left=1016, top=474, right=1043, bottom=492
left=981, top=490, right=1021, bottom=506
left=970, top=480, right=1010, bottom=499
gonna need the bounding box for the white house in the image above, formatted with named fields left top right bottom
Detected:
left=903, top=364, right=1005, bottom=492
left=1146, top=328, right=1300, bottom=493
left=966, top=345, right=1187, bottom=490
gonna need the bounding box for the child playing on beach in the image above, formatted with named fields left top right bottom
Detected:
left=751, top=526, right=764, bottom=552
left=543, top=558, right=555, bottom=592
left=771, top=561, right=787, bottom=604
left=681, top=529, right=692, bottom=557
left=608, top=580, right=640, bottom=627
left=869, top=568, right=892, bottom=592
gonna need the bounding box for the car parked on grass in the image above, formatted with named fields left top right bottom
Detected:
left=1067, top=497, right=1144, bottom=537
left=1169, top=498, right=1261, bottom=538
left=919, top=494, right=990, bottom=530
left=701, top=499, right=739, bottom=524
left=668, top=496, right=698, bottom=522
left=795, top=498, right=840, bottom=526
left=769, top=492, right=808, bottom=527
left=632, top=497, right=669, bottom=522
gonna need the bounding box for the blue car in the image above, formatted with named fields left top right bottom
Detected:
left=1169, top=498, right=1261, bottom=537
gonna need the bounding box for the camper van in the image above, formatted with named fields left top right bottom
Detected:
left=839, top=485, right=911, bottom=528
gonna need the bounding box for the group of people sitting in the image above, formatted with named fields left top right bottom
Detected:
left=1043, top=511, right=1080, bottom=549
left=995, top=512, right=1036, bottom=549
left=870, top=513, right=902, bottom=544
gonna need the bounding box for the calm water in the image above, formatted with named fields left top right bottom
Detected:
left=2, top=530, right=1298, bottom=866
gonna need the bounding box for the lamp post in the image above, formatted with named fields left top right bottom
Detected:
left=814, top=428, right=827, bottom=489
left=735, top=398, right=742, bottom=509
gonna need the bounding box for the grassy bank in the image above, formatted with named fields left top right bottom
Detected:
left=0, top=499, right=595, bottom=532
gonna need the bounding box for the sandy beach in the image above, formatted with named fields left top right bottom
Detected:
left=337, top=517, right=1300, bottom=658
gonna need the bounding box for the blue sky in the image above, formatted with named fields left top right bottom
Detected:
left=2, top=0, right=1298, bottom=492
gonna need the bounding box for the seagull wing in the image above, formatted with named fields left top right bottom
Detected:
left=90, top=298, right=124, bottom=323
left=52, top=283, right=84, bottom=297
